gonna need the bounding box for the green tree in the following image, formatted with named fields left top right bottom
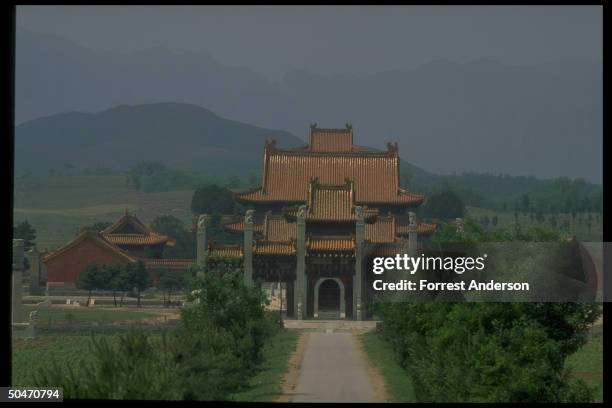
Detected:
left=377, top=302, right=600, bottom=402
left=128, top=261, right=150, bottom=307
left=127, top=161, right=167, bottom=190
left=157, top=270, right=182, bottom=306
left=108, top=264, right=131, bottom=308
left=420, top=189, right=465, bottom=220
left=191, top=185, right=236, bottom=215
left=13, top=220, right=37, bottom=250
left=378, top=220, right=600, bottom=402
left=181, top=260, right=273, bottom=378
left=150, top=215, right=195, bottom=259
left=75, top=263, right=101, bottom=306
left=521, top=193, right=531, bottom=215
left=33, top=261, right=278, bottom=401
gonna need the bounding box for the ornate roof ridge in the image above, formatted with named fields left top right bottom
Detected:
left=267, top=148, right=398, bottom=157
left=287, top=144, right=376, bottom=153
left=100, top=211, right=153, bottom=236
left=311, top=126, right=352, bottom=133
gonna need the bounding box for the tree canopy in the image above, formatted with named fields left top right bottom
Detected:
left=13, top=220, right=37, bottom=250
left=420, top=188, right=465, bottom=220
left=151, top=215, right=195, bottom=259
left=191, top=184, right=237, bottom=215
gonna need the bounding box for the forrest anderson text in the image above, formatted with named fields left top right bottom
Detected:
left=372, top=280, right=530, bottom=291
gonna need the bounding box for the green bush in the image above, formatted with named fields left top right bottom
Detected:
left=181, top=264, right=274, bottom=371
left=376, top=302, right=600, bottom=402
left=34, top=331, right=182, bottom=400
left=35, top=261, right=275, bottom=401
left=376, top=216, right=601, bottom=402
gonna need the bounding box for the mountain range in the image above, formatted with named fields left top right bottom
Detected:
left=14, top=103, right=302, bottom=176
left=15, top=27, right=602, bottom=182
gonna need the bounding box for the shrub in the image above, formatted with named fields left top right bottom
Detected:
left=35, top=261, right=275, bottom=401
left=376, top=218, right=601, bottom=402
left=376, top=302, right=600, bottom=402
left=181, top=264, right=274, bottom=371
left=35, top=331, right=183, bottom=400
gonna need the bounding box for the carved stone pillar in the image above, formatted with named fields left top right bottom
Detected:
left=27, top=247, right=43, bottom=295
left=12, top=239, right=25, bottom=323
left=196, top=214, right=209, bottom=268
left=354, top=205, right=365, bottom=320
left=408, top=211, right=418, bottom=256
left=456, top=217, right=465, bottom=236
left=244, top=210, right=254, bottom=286
left=295, top=205, right=307, bottom=319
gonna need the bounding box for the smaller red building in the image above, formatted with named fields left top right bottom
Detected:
left=43, top=211, right=193, bottom=290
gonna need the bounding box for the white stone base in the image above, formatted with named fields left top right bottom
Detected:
left=12, top=322, right=36, bottom=338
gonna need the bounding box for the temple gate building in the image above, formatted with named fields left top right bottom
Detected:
left=201, top=124, right=436, bottom=320
left=43, top=211, right=192, bottom=290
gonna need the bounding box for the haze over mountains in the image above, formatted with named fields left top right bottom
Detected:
left=15, top=27, right=602, bottom=182
left=14, top=103, right=302, bottom=176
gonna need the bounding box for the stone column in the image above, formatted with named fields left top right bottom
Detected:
left=455, top=217, right=465, bottom=236
left=295, top=205, right=307, bottom=320
left=354, top=206, right=365, bottom=320
left=244, top=210, right=254, bottom=286
left=408, top=212, right=418, bottom=256
left=28, top=247, right=41, bottom=295
left=196, top=214, right=209, bottom=268
left=12, top=239, right=25, bottom=323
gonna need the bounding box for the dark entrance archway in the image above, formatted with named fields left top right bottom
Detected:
left=314, top=277, right=346, bottom=319
left=319, top=279, right=340, bottom=310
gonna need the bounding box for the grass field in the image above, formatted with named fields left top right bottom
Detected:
left=566, top=335, right=603, bottom=402
left=229, top=329, right=300, bottom=402
left=12, top=333, right=122, bottom=386
left=359, top=331, right=417, bottom=402
left=12, top=322, right=299, bottom=401
left=22, top=305, right=165, bottom=324
left=12, top=303, right=174, bottom=389
left=13, top=173, right=194, bottom=250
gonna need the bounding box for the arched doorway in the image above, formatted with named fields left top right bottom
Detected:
left=314, top=278, right=346, bottom=319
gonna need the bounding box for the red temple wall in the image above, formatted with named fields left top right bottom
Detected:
left=45, top=238, right=131, bottom=284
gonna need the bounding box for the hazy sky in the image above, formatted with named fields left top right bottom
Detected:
left=17, top=5, right=602, bottom=80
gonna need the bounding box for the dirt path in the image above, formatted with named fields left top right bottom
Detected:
left=289, top=332, right=385, bottom=402
left=276, top=332, right=310, bottom=402
left=353, top=334, right=390, bottom=402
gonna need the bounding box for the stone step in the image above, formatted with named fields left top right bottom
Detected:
left=317, top=310, right=341, bottom=319
left=283, top=319, right=378, bottom=333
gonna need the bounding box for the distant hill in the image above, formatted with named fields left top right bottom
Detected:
left=14, top=103, right=304, bottom=176
left=16, top=27, right=602, bottom=182
left=15, top=102, right=435, bottom=181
